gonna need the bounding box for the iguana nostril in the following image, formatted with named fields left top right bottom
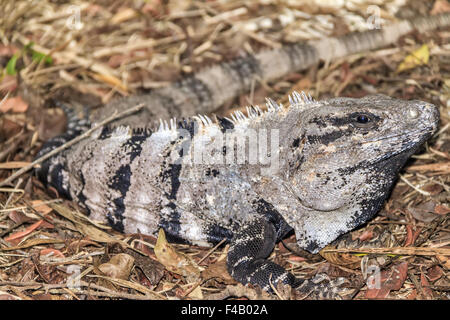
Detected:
left=408, top=107, right=419, bottom=119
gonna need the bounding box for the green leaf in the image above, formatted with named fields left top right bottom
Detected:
left=6, top=53, right=19, bottom=75
left=23, top=42, right=53, bottom=65
left=31, top=50, right=53, bottom=64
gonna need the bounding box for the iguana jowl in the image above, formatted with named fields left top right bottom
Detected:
left=35, top=13, right=447, bottom=297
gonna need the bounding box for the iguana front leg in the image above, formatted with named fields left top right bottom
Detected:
left=226, top=216, right=345, bottom=299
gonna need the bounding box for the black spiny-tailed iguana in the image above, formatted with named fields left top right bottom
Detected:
left=35, top=13, right=448, bottom=298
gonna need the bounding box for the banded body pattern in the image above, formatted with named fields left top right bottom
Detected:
left=35, top=13, right=448, bottom=297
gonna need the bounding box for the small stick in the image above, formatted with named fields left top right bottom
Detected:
left=198, top=238, right=227, bottom=264
left=0, top=103, right=145, bottom=188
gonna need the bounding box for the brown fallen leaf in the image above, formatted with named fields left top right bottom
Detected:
left=427, top=265, right=443, bottom=282
left=408, top=202, right=440, bottom=223
left=320, top=245, right=361, bottom=269
left=434, top=204, right=450, bottom=215
left=4, top=219, right=54, bottom=244
left=154, top=228, right=202, bottom=282
left=110, top=7, right=137, bottom=24
left=126, top=247, right=165, bottom=286
left=8, top=210, right=32, bottom=224
left=404, top=225, right=422, bottom=246
left=0, top=74, right=18, bottom=92
left=0, top=96, right=28, bottom=113
left=50, top=203, right=118, bottom=243
left=420, top=272, right=434, bottom=299
left=359, top=229, right=374, bottom=242
left=201, top=258, right=237, bottom=285
left=436, top=255, right=450, bottom=270
left=30, top=200, right=53, bottom=216
left=97, top=253, right=135, bottom=280
left=365, top=262, right=408, bottom=299
left=40, top=248, right=65, bottom=259
left=33, top=294, right=62, bottom=300
left=1, top=238, right=64, bottom=251
left=1, top=118, right=22, bottom=139
left=431, top=0, right=450, bottom=14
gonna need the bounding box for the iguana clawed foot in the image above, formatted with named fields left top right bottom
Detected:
left=227, top=216, right=347, bottom=299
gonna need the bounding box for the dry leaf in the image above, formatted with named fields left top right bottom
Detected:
left=30, top=200, right=53, bottom=215
left=420, top=272, right=434, bottom=299
left=5, top=220, right=46, bottom=243
left=98, top=253, right=135, bottom=280
left=431, top=0, right=450, bottom=14
left=397, top=44, right=429, bottom=73
left=408, top=202, right=440, bottom=223
left=1, top=239, right=64, bottom=251
left=0, top=96, right=28, bottom=113
left=201, top=259, right=236, bottom=285
left=427, top=265, right=443, bottom=282
left=1, top=118, right=22, bottom=139
left=436, top=255, right=450, bottom=270
left=110, top=8, right=137, bottom=24
left=404, top=225, right=422, bottom=246
left=187, top=285, right=204, bottom=299
left=319, top=245, right=361, bottom=269
left=8, top=211, right=32, bottom=224
left=40, top=248, right=65, bottom=259
left=154, top=229, right=202, bottom=281
left=0, top=75, right=18, bottom=92
left=359, top=229, right=374, bottom=242
left=0, top=294, right=20, bottom=300
left=434, top=204, right=450, bottom=215
left=91, top=72, right=127, bottom=91
left=365, top=262, right=408, bottom=299
left=50, top=203, right=117, bottom=243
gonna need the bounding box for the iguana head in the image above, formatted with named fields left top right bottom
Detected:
left=282, top=94, right=439, bottom=252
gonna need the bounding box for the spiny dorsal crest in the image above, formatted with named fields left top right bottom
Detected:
left=152, top=91, right=316, bottom=132
left=288, top=91, right=315, bottom=107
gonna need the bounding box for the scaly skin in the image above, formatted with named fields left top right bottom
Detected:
left=35, top=13, right=448, bottom=298
left=36, top=93, right=439, bottom=297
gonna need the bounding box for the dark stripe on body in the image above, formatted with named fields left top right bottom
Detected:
left=222, top=55, right=262, bottom=90
left=205, top=223, right=235, bottom=244
left=106, top=134, right=147, bottom=232
left=157, top=136, right=189, bottom=242
left=151, top=92, right=181, bottom=117
left=158, top=202, right=190, bottom=244
left=282, top=43, right=318, bottom=71
left=175, top=76, right=213, bottom=112
left=217, top=116, right=235, bottom=133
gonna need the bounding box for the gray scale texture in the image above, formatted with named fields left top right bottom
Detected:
left=35, top=13, right=448, bottom=298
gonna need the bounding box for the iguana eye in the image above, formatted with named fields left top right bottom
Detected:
left=352, top=113, right=375, bottom=128
left=356, top=114, right=369, bottom=124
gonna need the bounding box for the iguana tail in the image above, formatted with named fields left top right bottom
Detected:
left=35, top=102, right=90, bottom=198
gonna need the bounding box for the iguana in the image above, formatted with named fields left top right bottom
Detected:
left=35, top=13, right=448, bottom=298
